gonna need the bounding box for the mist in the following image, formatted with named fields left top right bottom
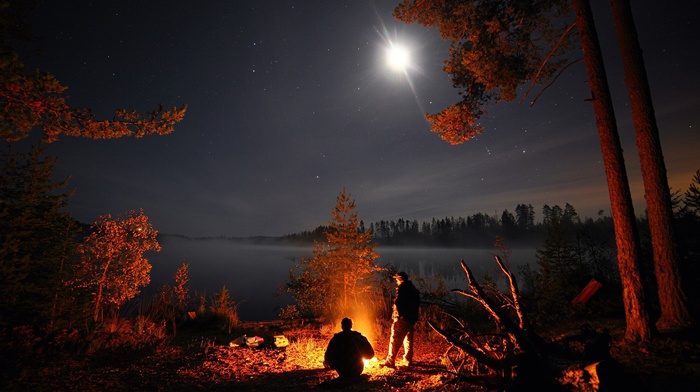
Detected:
left=145, top=235, right=537, bottom=321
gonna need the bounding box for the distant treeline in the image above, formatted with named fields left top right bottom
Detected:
left=282, top=203, right=611, bottom=248
left=174, top=179, right=700, bottom=256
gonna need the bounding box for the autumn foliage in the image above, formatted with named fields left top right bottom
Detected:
left=0, top=1, right=186, bottom=144
left=393, top=0, right=573, bottom=144
left=0, top=52, right=187, bottom=142
left=74, top=210, right=161, bottom=322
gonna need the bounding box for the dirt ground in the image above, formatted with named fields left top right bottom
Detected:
left=4, top=321, right=700, bottom=391
left=5, top=330, right=459, bottom=392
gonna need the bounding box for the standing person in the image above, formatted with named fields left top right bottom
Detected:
left=381, top=271, right=420, bottom=368
left=324, top=317, right=375, bottom=381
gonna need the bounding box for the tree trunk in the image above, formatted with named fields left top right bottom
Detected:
left=571, top=0, right=652, bottom=342
left=609, top=0, right=693, bottom=331
left=94, top=258, right=112, bottom=323
left=94, top=282, right=104, bottom=323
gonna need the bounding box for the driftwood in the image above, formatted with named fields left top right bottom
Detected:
left=429, top=257, right=622, bottom=391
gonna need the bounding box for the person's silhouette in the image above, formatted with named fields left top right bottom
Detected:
left=324, top=317, right=374, bottom=381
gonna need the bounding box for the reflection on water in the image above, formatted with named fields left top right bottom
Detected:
left=145, top=236, right=537, bottom=321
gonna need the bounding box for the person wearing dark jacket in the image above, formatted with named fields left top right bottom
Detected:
left=381, top=271, right=420, bottom=368
left=324, top=317, right=375, bottom=380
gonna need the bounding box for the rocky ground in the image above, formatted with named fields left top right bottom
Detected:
left=4, top=320, right=700, bottom=391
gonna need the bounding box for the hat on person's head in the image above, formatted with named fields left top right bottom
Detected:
left=393, top=272, right=408, bottom=280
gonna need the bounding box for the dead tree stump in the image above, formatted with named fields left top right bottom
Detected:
left=429, top=257, right=620, bottom=391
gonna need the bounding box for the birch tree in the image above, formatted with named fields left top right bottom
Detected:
left=76, top=209, right=160, bottom=323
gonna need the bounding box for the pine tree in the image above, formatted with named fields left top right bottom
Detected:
left=285, top=188, right=381, bottom=319
left=394, top=0, right=653, bottom=342
left=610, top=0, right=692, bottom=332
left=0, top=143, right=79, bottom=329
left=214, top=286, right=238, bottom=324
left=173, top=262, right=190, bottom=311
left=684, top=170, right=700, bottom=217
left=534, top=217, right=582, bottom=317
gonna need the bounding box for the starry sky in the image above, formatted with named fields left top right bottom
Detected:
left=19, top=0, right=700, bottom=238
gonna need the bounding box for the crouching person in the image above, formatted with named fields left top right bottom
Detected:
left=324, top=317, right=374, bottom=381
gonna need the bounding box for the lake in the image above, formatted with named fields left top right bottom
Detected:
left=145, top=236, right=538, bottom=321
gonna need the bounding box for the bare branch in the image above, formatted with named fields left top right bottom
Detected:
left=529, top=58, right=584, bottom=107
left=520, top=22, right=577, bottom=104
left=428, top=320, right=510, bottom=371
left=494, top=255, right=531, bottom=330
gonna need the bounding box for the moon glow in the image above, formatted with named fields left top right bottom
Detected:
left=386, top=44, right=410, bottom=71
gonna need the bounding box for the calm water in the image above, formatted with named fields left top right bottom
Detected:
left=144, top=236, right=537, bottom=321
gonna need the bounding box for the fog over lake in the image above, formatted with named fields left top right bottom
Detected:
left=145, top=235, right=537, bottom=321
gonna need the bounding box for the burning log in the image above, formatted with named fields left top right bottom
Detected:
left=429, top=257, right=622, bottom=391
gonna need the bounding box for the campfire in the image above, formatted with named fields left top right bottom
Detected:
left=272, top=311, right=400, bottom=378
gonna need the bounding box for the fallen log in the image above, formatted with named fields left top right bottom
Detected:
left=429, top=256, right=620, bottom=391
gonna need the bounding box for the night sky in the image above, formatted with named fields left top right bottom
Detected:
left=20, top=0, right=700, bottom=238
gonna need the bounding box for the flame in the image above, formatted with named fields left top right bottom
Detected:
left=364, top=357, right=378, bottom=368
left=326, top=302, right=388, bottom=376
left=332, top=311, right=378, bottom=348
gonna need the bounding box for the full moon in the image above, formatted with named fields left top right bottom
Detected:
left=386, top=44, right=410, bottom=71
